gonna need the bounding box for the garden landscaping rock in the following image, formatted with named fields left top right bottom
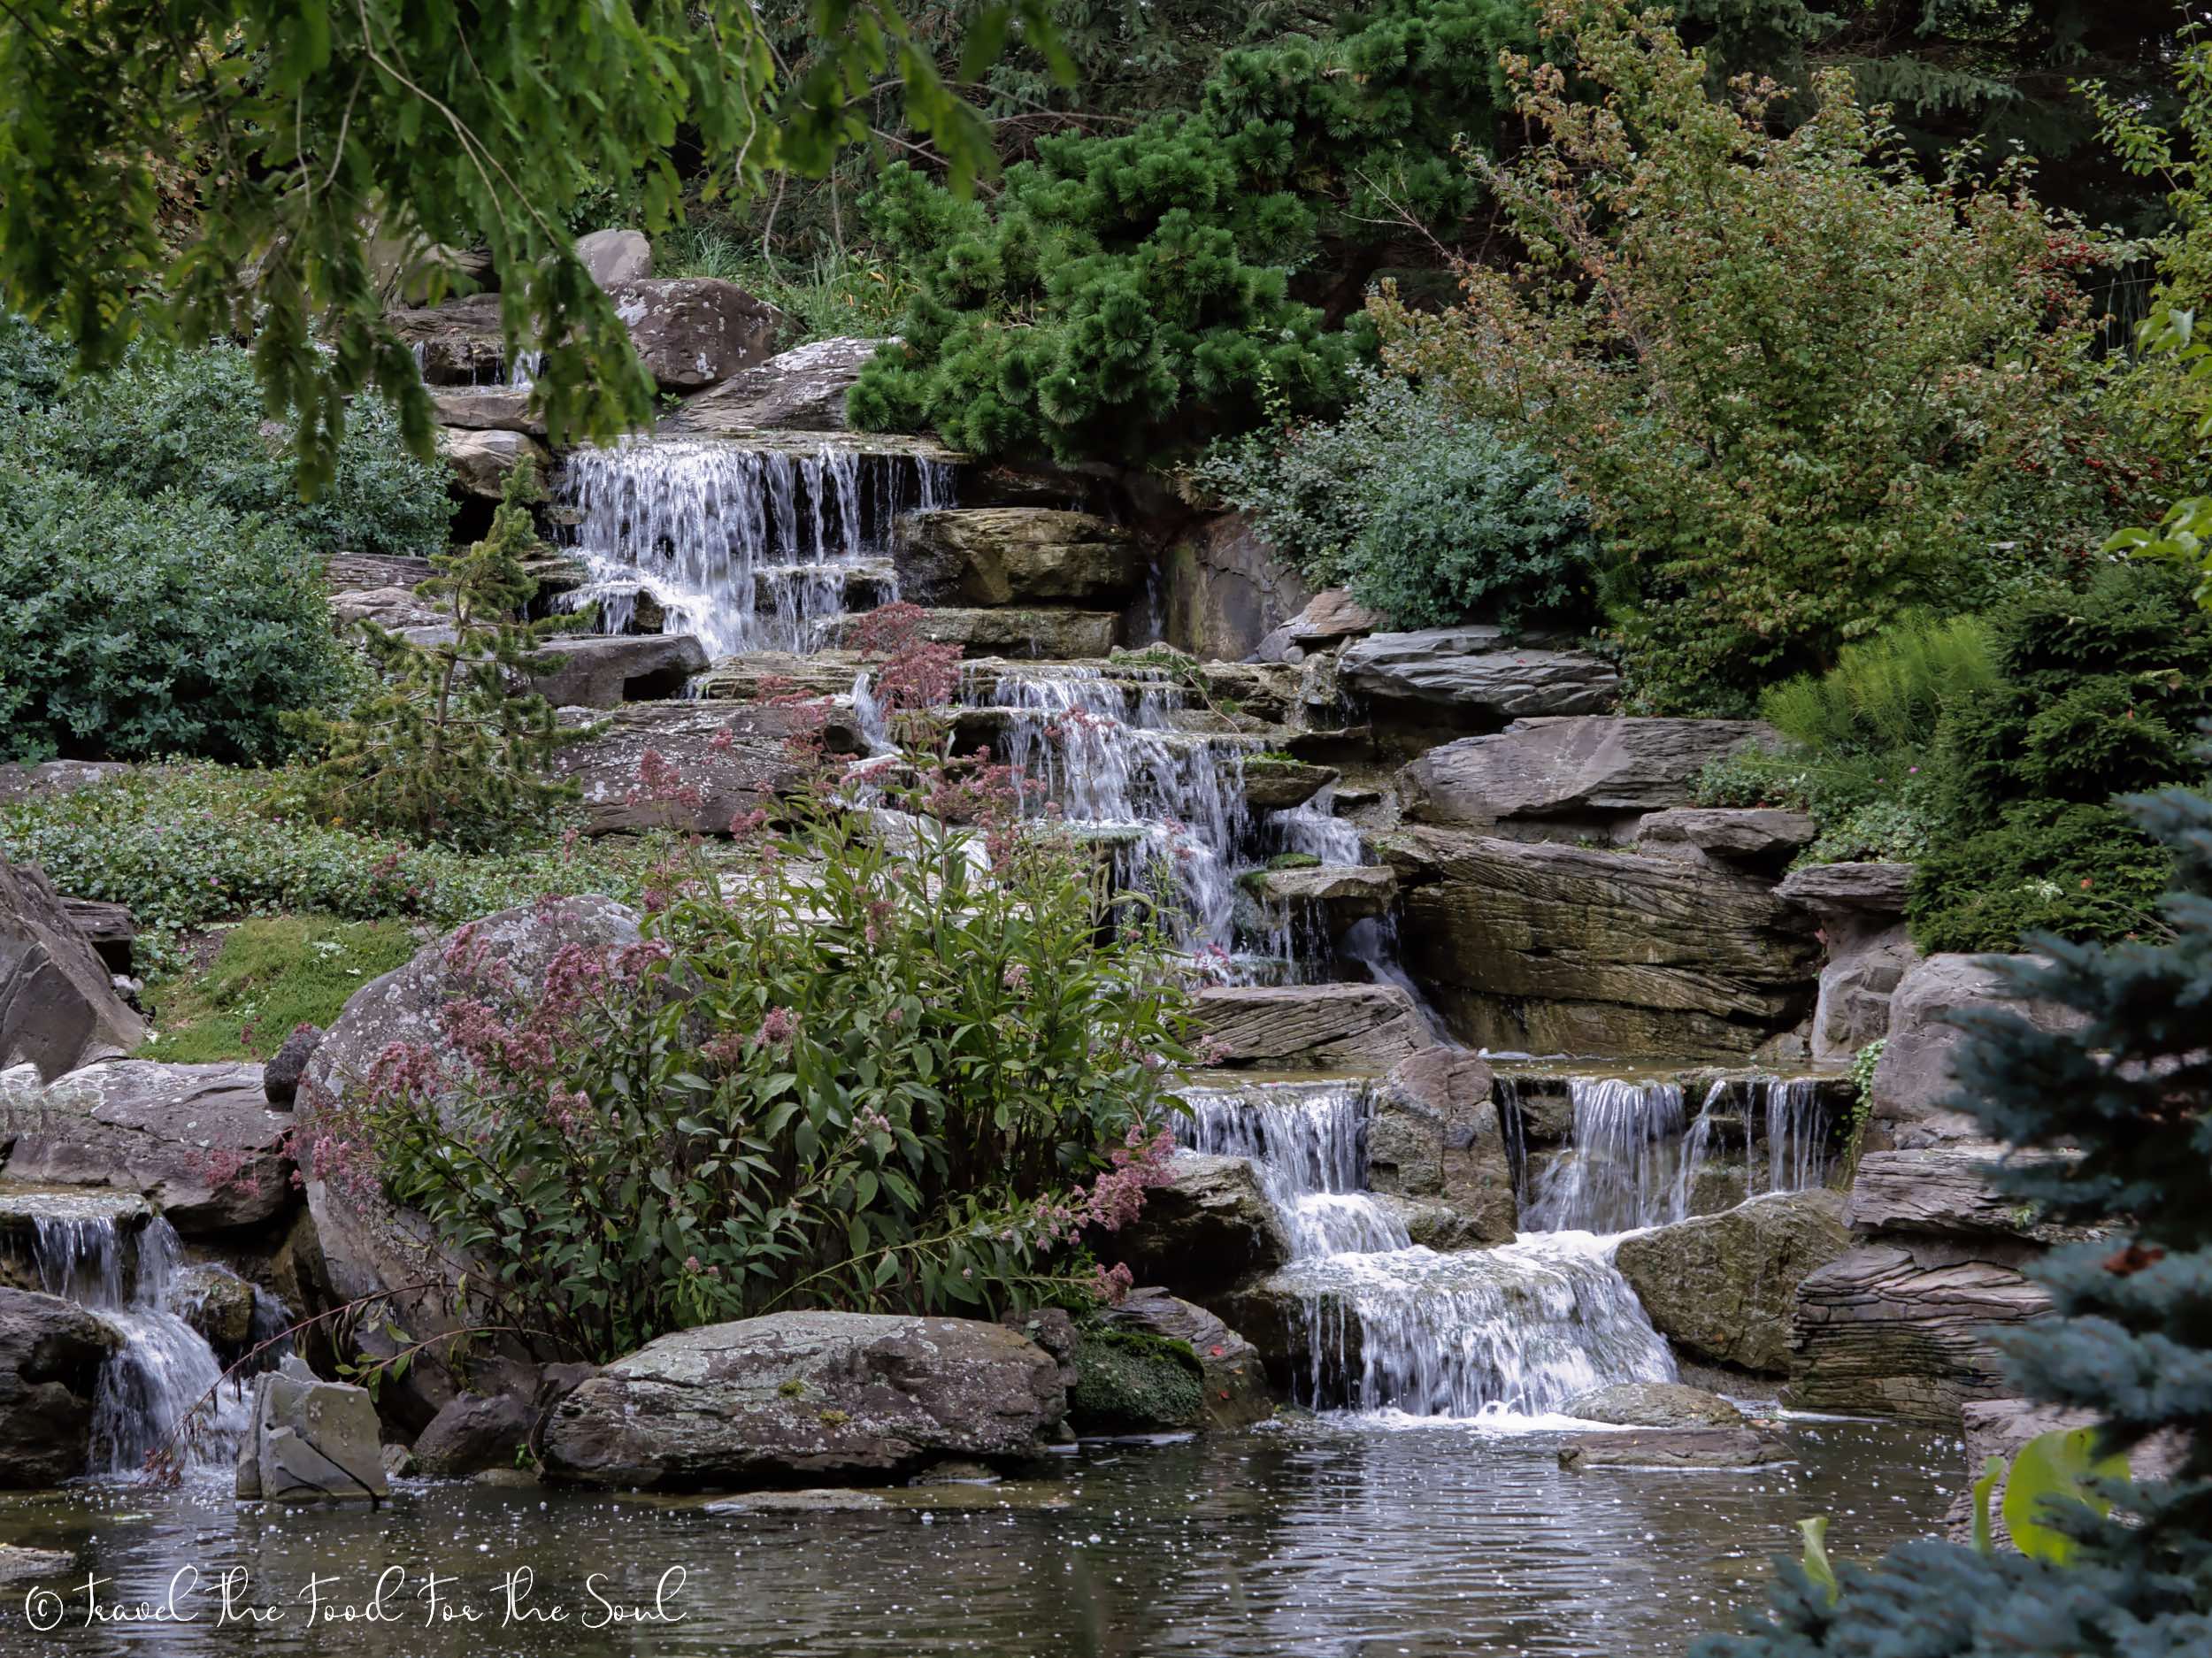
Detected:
left=659, top=337, right=883, bottom=435
left=1159, top=512, right=1314, bottom=664
left=1340, top=630, right=1620, bottom=722
left=541, top=1312, right=1069, bottom=1490
left=1, top=856, right=145, bottom=1079
left=1364, top=1050, right=1516, bottom=1244
left=1251, top=589, right=1386, bottom=662
left=1102, top=1289, right=1273, bottom=1429
left=1064, top=1324, right=1207, bottom=1432
left=1194, top=983, right=1434, bottom=1071
left=1397, top=717, right=1775, bottom=840
left=1239, top=756, right=1339, bottom=812
left=1865, top=954, right=2085, bottom=1147
left=1777, top=862, right=1916, bottom=1064
left=897, top=508, right=1142, bottom=607
left=235, top=1362, right=388, bottom=1502
left=610, top=278, right=785, bottom=391
left=263, top=1024, right=323, bottom=1106
left=0, top=1059, right=296, bottom=1234
left=1612, top=1191, right=1850, bottom=1376
left=576, top=228, right=652, bottom=288
left=1105, top=1153, right=1291, bottom=1296
left=1558, top=1428, right=1786, bottom=1470
left=411, top=1392, right=534, bottom=1478
left=1564, top=1382, right=1746, bottom=1428
left=1846, top=1145, right=2081, bottom=1242
left=0, top=1287, right=119, bottom=1488
left=1633, top=809, right=1816, bottom=871
left=57, top=899, right=134, bottom=974
left=1384, top=827, right=1820, bottom=1055
left=440, top=426, right=550, bottom=498
left=830, top=606, right=1120, bottom=660
left=173, top=1263, right=257, bottom=1353
left=1246, top=864, right=1396, bottom=935
left=427, top=386, right=546, bottom=435
left=552, top=702, right=846, bottom=834
left=0, top=760, right=131, bottom=803
left=329, top=585, right=446, bottom=633
left=529, top=633, right=709, bottom=708
left=389, top=293, right=511, bottom=383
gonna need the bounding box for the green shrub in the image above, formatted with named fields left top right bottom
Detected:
left=0, top=474, right=354, bottom=764
left=142, top=917, right=421, bottom=1063
left=1908, top=801, right=2178, bottom=955
left=1694, top=748, right=1940, bottom=866
left=1760, top=614, right=1997, bottom=758
left=1198, top=371, right=1600, bottom=631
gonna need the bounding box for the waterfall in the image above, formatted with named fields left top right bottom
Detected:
left=1760, top=1077, right=1831, bottom=1194
left=34, top=1212, right=257, bottom=1477
left=557, top=439, right=952, bottom=657
left=1183, top=1081, right=1674, bottom=1419
left=1267, top=785, right=1365, bottom=866
left=1524, top=1079, right=1689, bottom=1234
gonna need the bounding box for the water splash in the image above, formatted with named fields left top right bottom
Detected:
left=1759, top=1077, right=1831, bottom=1194
left=558, top=439, right=951, bottom=656
left=1267, top=785, right=1365, bottom=866
left=1180, top=1082, right=1407, bottom=1257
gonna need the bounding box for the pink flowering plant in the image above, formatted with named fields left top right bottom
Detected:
left=319, top=618, right=1197, bottom=1366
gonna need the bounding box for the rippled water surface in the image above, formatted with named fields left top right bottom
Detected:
left=0, top=1416, right=1955, bottom=1658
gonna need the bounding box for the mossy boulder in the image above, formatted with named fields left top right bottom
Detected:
left=1067, top=1324, right=1206, bottom=1433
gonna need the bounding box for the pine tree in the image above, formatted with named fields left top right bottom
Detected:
left=292, top=456, right=588, bottom=849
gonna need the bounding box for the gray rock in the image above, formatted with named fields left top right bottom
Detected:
left=1106, top=1153, right=1291, bottom=1296
left=1340, top=629, right=1620, bottom=720
left=541, top=1312, right=1068, bottom=1490
left=1776, top=862, right=1914, bottom=914
left=1613, top=1191, right=1852, bottom=1375
left=264, top=1024, right=323, bottom=1107
left=1102, top=1288, right=1273, bottom=1430
left=527, top=633, right=709, bottom=709
left=381, top=1442, right=419, bottom=1480
left=1559, top=1428, right=1787, bottom=1470
left=1239, top=757, right=1340, bottom=812
left=1, top=856, right=145, bottom=1079
left=1398, top=717, right=1776, bottom=839
left=897, top=509, right=1141, bottom=607
left=1635, top=808, right=1816, bottom=871
left=1778, top=863, right=1918, bottom=1064
left=1251, top=589, right=1386, bottom=662
left=440, top=426, right=550, bottom=499
left=1847, top=1145, right=2080, bottom=1242
left=427, top=386, right=547, bottom=436
left=659, top=337, right=883, bottom=435
left=0, top=1545, right=73, bottom=1585
left=1364, top=1050, right=1516, bottom=1244
left=1246, top=864, right=1396, bottom=936
left=1194, top=983, right=1435, bottom=1071
left=1867, top=955, right=2086, bottom=1147
left=553, top=701, right=837, bottom=834
left=173, top=1263, right=257, bottom=1352
left=827, top=606, right=1120, bottom=660
left=411, top=1392, right=533, bottom=1478
left=298, top=897, right=643, bottom=1425
left=0, top=760, right=131, bottom=804
left=389, top=293, right=511, bottom=383
left=58, top=898, right=134, bottom=975
left=0, top=1059, right=296, bottom=1234
left=0, top=1286, right=120, bottom=1488
left=1162, top=512, right=1315, bottom=664
left=1564, top=1381, right=1747, bottom=1428
left=610, top=278, right=784, bottom=391
left=576, top=228, right=652, bottom=288
left=330, top=585, right=445, bottom=633
left=1384, top=827, right=1819, bottom=1056
left=236, top=1362, right=388, bottom=1502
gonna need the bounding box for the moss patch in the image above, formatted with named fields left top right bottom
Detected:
left=140, top=915, right=420, bottom=1062
left=1068, top=1325, right=1206, bottom=1432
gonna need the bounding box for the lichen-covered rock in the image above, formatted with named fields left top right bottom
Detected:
left=576, top=228, right=651, bottom=288
left=1, top=856, right=144, bottom=1079
left=439, top=426, right=550, bottom=499
left=1364, top=1050, right=1515, bottom=1244
left=0, top=1059, right=296, bottom=1234
left=1105, top=1153, right=1290, bottom=1296
left=1564, top=1381, right=1747, bottom=1428
left=527, top=633, right=709, bottom=709
left=173, top=1263, right=257, bottom=1353
left=1194, top=983, right=1434, bottom=1071
left=1612, top=1190, right=1852, bottom=1375
left=235, top=1362, right=388, bottom=1502
left=1384, top=826, right=1820, bottom=1055
left=541, top=1312, right=1068, bottom=1490
left=1559, top=1428, right=1786, bottom=1470
left=0, top=1287, right=120, bottom=1488
left=1865, top=954, right=2087, bottom=1147
left=898, top=509, right=1141, bottom=607
left=1101, top=1288, right=1273, bottom=1429
left=1340, top=629, right=1620, bottom=721
left=611, top=278, right=785, bottom=390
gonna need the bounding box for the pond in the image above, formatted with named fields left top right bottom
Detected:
left=2, top=1412, right=1956, bottom=1658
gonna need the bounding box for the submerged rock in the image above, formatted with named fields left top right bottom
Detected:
left=541, top=1312, right=1069, bottom=1491
left=1564, top=1381, right=1746, bottom=1428
left=1612, top=1191, right=1851, bottom=1376
left=1558, top=1427, right=1786, bottom=1470
left=235, top=1362, right=388, bottom=1502
left=0, top=1286, right=120, bottom=1489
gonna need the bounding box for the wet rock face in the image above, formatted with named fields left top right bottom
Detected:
left=541, top=1312, right=1069, bottom=1491
left=609, top=278, right=785, bottom=391
left=0, top=1059, right=296, bottom=1235
left=1612, top=1190, right=1852, bottom=1376
left=173, top=1263, right=257, bottom=1355
left=235, top=1364, right=388, bottom=1502
left=1339, top=629, right=1621, bottom=723
left=1105, top=1153, right=1291, bottom=1296
left=389, top=293, right=511, bottom=383
left=1193, top=983, right=1435, bottom=1071
left=897, top=509, right=1143, bottom=607
left=1364, top=1051, right=1515, bottom=1245
left=0, top=1286, right=121, bottom=1489
left=1564, top=1381, right=1746, bottom=1428
left=1, top=855, right=145, bottom=1080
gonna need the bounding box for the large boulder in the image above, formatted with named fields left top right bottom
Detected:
left=1866, top=954, right=2086, bottom=1148
left=541, top=1312, right=1068, bottom=1490
left=1384, top=826, right=1820, bottom=1055
left=411, top=1391, right=534, bottom=1478
left=1363, top=1051, right=1515, bottom=1244
left=1101, top=1288, right=1273, bottom=1430
left=1634, top=809, right=1816, bottom=873
left=576, top=228, right=651, bottom=288
left=1339, top=629, right=1620, bottom=724
left=1777, top=862, right=1916, bottom=1065
left=1613, top=1191, right=1852, bottom=1375
left=610, top=278, right=784, bottom=391
left=1847, top=1145, right=2083, bottom=1242
left=235, top=1362, right=388, bottom=1502
left=659, top=337, right=883, bottom=436
left=440, top=426, right=550, bottom=499
left=1397, top=717, right=1776, bottom=841
left=0, top=1060, right=296, bottom=1236
left=1250, top=589, right=1386, bottom=663
left=528, top=633, right=709, bottom=709
left=552, top=702, right=832, bottom=834
left=0, top=856, right=144, bottom=1079
left=297, top=896, right=644, bottom=1425
left=1194, top=983, right=1434, bottom=1071
left=1785, top=1243, right=2047, bottom=1424
left=1104, top=1153, right=1290, bottom=1296
left=0, top=1287, right=120, bottom=1488
left=898, top=509, right=1142, bottom=607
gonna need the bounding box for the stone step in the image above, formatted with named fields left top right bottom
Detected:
left=825, top=606, right=1121, bottom=660
left=1240, top=864, right=1396, bottom=933
left=1193, top=982, right=1434, bottom=1072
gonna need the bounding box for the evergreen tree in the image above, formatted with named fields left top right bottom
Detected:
left=291, top=456, right=586, bottom=849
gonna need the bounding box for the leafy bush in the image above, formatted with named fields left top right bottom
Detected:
left=314, top=708, right=1195, bottom=1364
left=1695, top=748, right=1941, bottom=866
left=1908, top=799, right=2178, bottom=956
left=1197, top=370, right=1601, bottom=631
left=0, top=473, right=354, bottom=764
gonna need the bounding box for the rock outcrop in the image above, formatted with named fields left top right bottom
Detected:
left=235, top=1362, right=388, bottom=1502
left=1, top=856, right=144, bottom=1079
left=1634, top=809, right=1816, bottom=873
left=1101, top=1289, right=1273, bottom=1429
left=1777, top=862, right=1916, bottom=1065
left=898, top=509, right=1141, bottom=607
left=1865, top=953, right=2085, bottom=1148
left=1194, top=983, right=1434, bottom=1071
left=1104, top=1153, right=1290, bottom=1294
left=659, top=337, right=881, bottom=436
left=529, top=633, right=709, bottom=709
left=1385, top=827, right=1820, bottom=1055
left=609, top=278, right=784, bottom=391
left=1160, top=513, right=1314, bottom=664
left=1612, top=1191, right=1852, bottom=1375
left=541, top=1312, right=1068, bottom=1490
left=1339, top=629, right=1620, bottom=724
left=0, top=1287, right=120, bottom=1488
left=1564, top=1381, right=1747, bottom=1428
left=1363, top=1051, right=1516, bottom=1244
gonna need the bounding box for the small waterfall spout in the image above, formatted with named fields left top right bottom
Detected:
left=1525, top=1079, right=1689, bottom=1234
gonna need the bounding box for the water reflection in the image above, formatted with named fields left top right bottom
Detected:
left=0, top=1416, right=1954, bottom=1657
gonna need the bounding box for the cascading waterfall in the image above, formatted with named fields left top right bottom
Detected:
left=1761, top=1077, right=1832, bottom=1194
left=558, top=439, right=953, bottom=656
left=1181, top=1083, right=1674, bottom=1419
left=33, top=1211, right=267, bottom=1476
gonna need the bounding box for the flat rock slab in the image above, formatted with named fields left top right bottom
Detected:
left=1249, top=864, right=1395, bottom=930
left=1340, top=629, right=1620, bottom=720
left=1240, top=757, right=1339, bottom=812
left=1635, top=808, right=1816, bottom=871
left=0, top=1546, right=73, bottom=1585
left=699, top=1482, right=1071, bottom=1516
left=530, top=633, right=709, bottom=709
left=1847, top=1146, right=2079, bottom=1242
left=1558, top=1428, right=1787, bottom=1470
left=1194, top=983, right=1434, bottom=1071
left=428, top=386, right=546, bottom=436
left=1777, top=861, right=1914, bottom=915
left=1565, top=1381, right=1746, bottom=1430
left=1399, top=716, right=1776, bottom=835
left=828, top=607, right=1120, bottom=660
left=0, top=761, right=131, bottom=804
left=658, top=337, right=882, bottom=436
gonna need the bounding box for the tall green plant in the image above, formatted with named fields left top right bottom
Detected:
left=1760, top=614, right=1996, bottom=758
